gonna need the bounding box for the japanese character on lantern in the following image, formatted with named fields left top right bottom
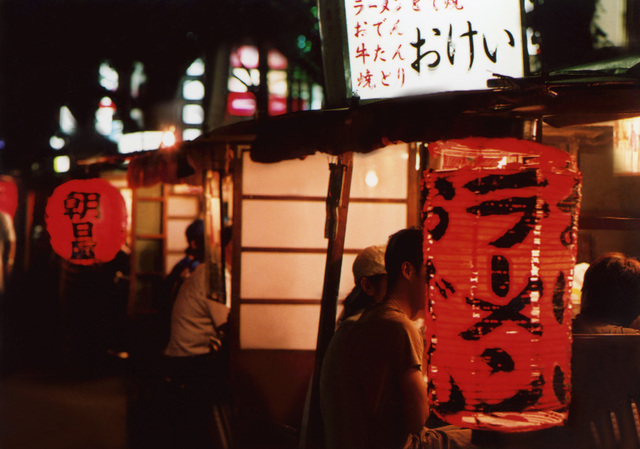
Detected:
left=71, top=222, right=98, bottom=260
left=64, top=192, right=101, bottom=220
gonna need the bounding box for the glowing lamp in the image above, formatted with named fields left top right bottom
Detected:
left=423, top=137, right=581, bottom=432
left=46, top=179, right=127, bottom=265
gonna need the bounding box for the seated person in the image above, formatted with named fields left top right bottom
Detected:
left=164, top=264, right=230, bottom=449
left=320, top=228, right=473, bottom=449
left=336, top=244, right=387, bottom=327
left=573, top=253, right=640, bottom=334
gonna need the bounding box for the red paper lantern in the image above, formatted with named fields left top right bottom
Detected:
left=0, top=177, right=18, bottom=218
left=46, top=179, right=128, bottom=265
left=423, top=138, right=581, bottom=432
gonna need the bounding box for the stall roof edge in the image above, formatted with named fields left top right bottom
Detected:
left=81, top=75, right=640, bottom=171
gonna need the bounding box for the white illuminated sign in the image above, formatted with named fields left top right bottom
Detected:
left=344, top=0, right=525, bottom=99
left=118, top=131, right=164, bottom=154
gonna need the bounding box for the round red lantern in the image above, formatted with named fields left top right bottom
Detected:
left=423, top=137, right=581, bottom=432
left=46, top=179, right=128, bottom=265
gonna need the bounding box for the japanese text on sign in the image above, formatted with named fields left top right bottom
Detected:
left=344, top=0, right=524, bottom=99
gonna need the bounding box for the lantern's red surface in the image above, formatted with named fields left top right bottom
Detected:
left=46, top=179, right=127, bottom=265
left=423, top=138, right=581, bottom=432
left=0, top=177, right=18, bottom=218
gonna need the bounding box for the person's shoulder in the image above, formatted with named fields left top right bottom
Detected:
left=169, top=256, right=192, bottom=274
left=175, top=263, right=207, bottom=299
left=360, top=302, right=422, bottom=338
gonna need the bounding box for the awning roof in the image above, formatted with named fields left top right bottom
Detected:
left=191, top=74, right=640, bottom=163
left=123, top=69, right=640, bottom=186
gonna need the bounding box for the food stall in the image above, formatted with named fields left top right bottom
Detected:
left=120, top=0, right=640, bottom=446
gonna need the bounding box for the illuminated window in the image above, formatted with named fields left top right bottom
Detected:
left=130, top=108, right=143, bottom=128
left=233, top=68, right=260, bottom=88
left=299, top=82, right=310, bottom=101
left=186, top=58, right=205, bottom=76
left=268, top=49, right=288, bottom=70
left=99, top=62, right=118, bottom=92
left=95, top=97, right=115, bottom=136
left=110, top=119, right=123, bottom=143
left=131, top=61, right=146, bottom=98
left=60, top=106, right=77, bottom=135
left=183, top=80, right=205, bottom=101
left=118, top=131, right=164, bottom=154
left=54, top=155, right=71, bottom=173
left=227, top=92, right=256, bottom=117
left=613, top=117, right=640, bottom=175
left=183, top=129, right=202, bottom=141
left=233, top=46, right=259, bottom=69
left=49, top=136, right=65, bottom=150
left=228, top=76, right=248, bottom=93
left=268, top=70, right=287, bottom=96
left=311, top=84, right=324, bottom=110
left=182, top=104, right=204, bottom=125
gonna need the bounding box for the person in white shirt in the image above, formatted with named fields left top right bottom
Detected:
left=163, top=263, right=230, bottom=449
left=164, top=264, right=229, bottom=357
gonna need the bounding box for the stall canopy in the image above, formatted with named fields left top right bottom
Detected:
left=124, top=63, right=640, bottom=187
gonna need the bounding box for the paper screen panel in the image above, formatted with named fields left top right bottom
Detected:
left=242, top=152, right=330, bottom=197
left=350, top=144, right=409, bottom=199
left=241, top=200, right=326, bottom=249
left=136, top=201, right=163, bottom=234
left=166, top=253, right=183, bottom=274
left=240, top=304, right=321, bottom=350
left=344, top=202, right=407, bottom=250
left=166, top=218, right=193, bottom=251
left=167, top=196, right=199, bottom=217
left=240, top=251, right=356, bottom=301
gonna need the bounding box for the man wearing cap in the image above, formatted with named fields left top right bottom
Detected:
left=320, top=228, right=473, bottom=449
left=337, top=244, right=388, bottom=327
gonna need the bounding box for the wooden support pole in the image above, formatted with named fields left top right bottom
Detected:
left=203, top=169, right=225, bottom=302
left=299, top=152, right=354, bottom=449
left=317, top=0, right=350, bottom=108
